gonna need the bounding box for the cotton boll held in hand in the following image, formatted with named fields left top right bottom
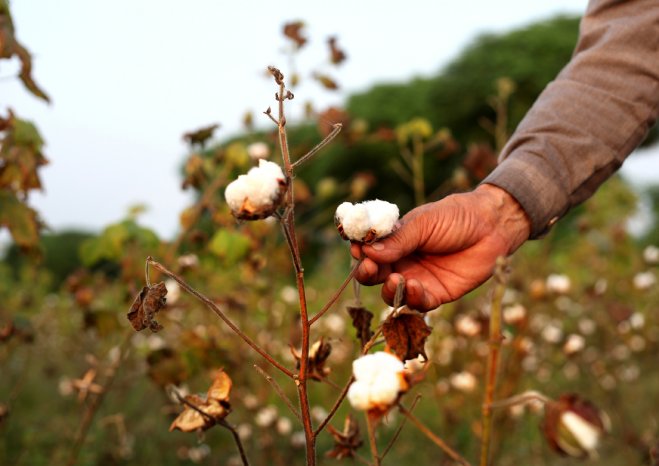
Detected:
left=335, top=200, right=399, bottom=243
left=224, top=160, right=287, bottom=220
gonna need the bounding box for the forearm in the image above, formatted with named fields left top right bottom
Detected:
left=484, top=0, right=659, bottom=238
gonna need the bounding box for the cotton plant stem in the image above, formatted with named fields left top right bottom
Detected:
left=488, top=391, right=551, bottom=410
left=412, top=135, right=425, bottom=206
left=314, top=375, right=354, bottom=436
left=479, top=256, right=509, bottom=466
left=398, top=404, right=471, bottom=466
left=292, top=123, right=342, bottom=169
left=219, top=419, right=251, bottom=466
left=309, top=258, right=363, bottom=325
left=270, top=69, right=315, bottom=466
left=253, top=365, right=302, bottom=423
left=146, top=257, right=294, bottom=379
left=365, top=413, right=381, bottom=466
left=380, top=394, right=421, bottom=460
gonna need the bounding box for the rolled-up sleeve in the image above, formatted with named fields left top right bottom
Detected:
left=483, top=0, right=659, bottom=238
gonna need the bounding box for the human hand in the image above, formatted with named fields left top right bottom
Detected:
left=351, top=184, right=531, bottom=311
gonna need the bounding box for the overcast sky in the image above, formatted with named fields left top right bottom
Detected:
left=8, top=0, right=657, bottom=241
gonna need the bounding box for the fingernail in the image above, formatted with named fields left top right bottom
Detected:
left=371, top=243, right=384, bottom=251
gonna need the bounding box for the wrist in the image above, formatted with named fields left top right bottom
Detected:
left=476, top=183, right=531, bottom=254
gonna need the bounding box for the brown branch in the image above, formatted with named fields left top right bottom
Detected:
left=398, top=404, right=471, bottom=466
left=270, top=67, right=316, bottom=466
left=292, top=123, right=342, bottom=169
left=219, top=419, right=251, bottom=466
left=365, top=413, right=381, bottom=466
left=146, top=257, right=294, bottom=379
left=381, top=394, right=421, bottom=460
left=479, top=257, right=509, bottom=466
left=314, top=375, right=354, bottom=437
left=254, top=365, right=302, bottom=423
left=309, top=258, right=363, bottom=325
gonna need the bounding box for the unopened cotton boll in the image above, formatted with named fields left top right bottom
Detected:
left=335, top=200, right=399, bottom=243
left=224, top=160, right=287, bottom=220
left=347, top=352, right=406, bottom=411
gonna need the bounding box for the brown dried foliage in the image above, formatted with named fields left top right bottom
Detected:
left=127, top=282, right=168, bottom=332
left=326, top=414, right=363, bottom=459
left=382, top=308, right=432, bottom=362
left=347, top=305, right=374, bottom=347
left=169, top=370, right=233, bottom=433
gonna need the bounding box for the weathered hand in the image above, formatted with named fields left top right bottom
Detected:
left=351, top=184, right=531, bottom=311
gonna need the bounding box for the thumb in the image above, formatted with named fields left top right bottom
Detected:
left=361, top=208, right=427, bottom=264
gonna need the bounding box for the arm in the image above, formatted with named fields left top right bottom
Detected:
left=354, top=0, right=659, bottom=310
left=484, top=0, right=659, bottom=238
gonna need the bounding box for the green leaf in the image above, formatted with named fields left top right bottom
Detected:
left=208, top=229, right=251, bottom=265
left=0, top=191, right=40, bottom=249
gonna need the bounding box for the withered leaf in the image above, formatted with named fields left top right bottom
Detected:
left=182, top=124, right=220, bottom=148
left=326, top=414, right=363, bottom=460
left=327, top=36, right=347, bottom=65
left=282, top=21, right=307, bottom=48
left=127, top=282, right=168, bottom=332
left=347, top=306, right=373, bottom=348
left=0, top=7, right=50, bottom=102
left=313, top=73, right=339, bottom=91
left=169, top=370, right=233, bottom=433
left=382, top=309, right=432, bottom=361
left=291, top=338, right=332, bottom=381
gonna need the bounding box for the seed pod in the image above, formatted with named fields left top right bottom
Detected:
left=542, top=393, right=610, bottom=459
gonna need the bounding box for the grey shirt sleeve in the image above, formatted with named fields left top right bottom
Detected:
left=482, top=0, right=659, bottom=238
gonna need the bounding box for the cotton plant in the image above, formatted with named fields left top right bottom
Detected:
left=127, top=65, right=613, bottom=466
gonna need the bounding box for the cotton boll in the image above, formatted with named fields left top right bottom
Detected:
left=339, top=204, right=371, bottom=241
left=225, top=160, right=286, bottom=220
left=347, top=381, right=371, bottom=411
left=348, top=352, right=406, bottom=411
left=364, top=200, right=399, bottom=237
left=334, top=199, right=400, bottom=242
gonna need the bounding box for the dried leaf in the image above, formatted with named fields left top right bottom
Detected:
left=0, top=7, right=50, bottom=102
left=347, top=306, right=373, bottom=347
left=169, top=370, right=233, bottom=433
left=313, top=73, right=339, bottom=90
left=127, top=282, right=168, bottom=332
left=382, top=309, right=432, bottom=361
left=291, top=338, right=332, bottom=381
left=327, top=36, right=347, bottom=65
left=326, top=414, right=363, bottom=459
left=182, top=124, right=220, bottom=148
left=282, top=21, right=307, bottom=48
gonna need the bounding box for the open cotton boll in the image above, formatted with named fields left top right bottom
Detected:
left=335, top=199, right=399, bottom=242
left=363, top=200, right=399, bottom=237
left=347, top=351, right=406, bottom=411
left=224, top=160, right=287, bottom=220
